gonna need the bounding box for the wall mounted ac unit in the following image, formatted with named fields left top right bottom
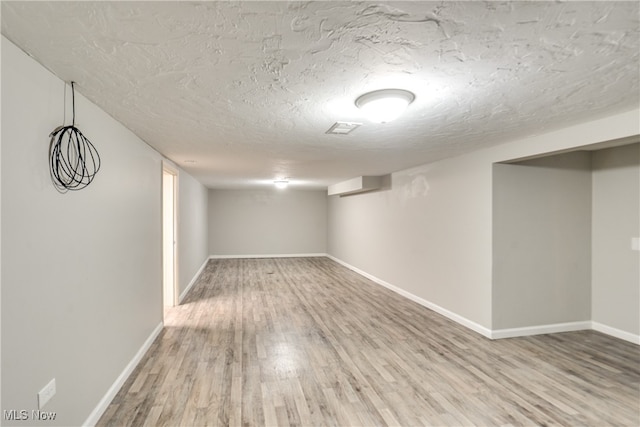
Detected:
left=328, top=176, right=383, bottom=196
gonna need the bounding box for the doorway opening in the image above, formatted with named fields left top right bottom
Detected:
left=162, top=164, right=178, bottom=313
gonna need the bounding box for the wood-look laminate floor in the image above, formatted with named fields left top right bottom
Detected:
left=98, top=257, right=640, bottom=427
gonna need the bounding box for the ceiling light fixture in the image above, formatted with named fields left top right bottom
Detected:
left=274, top=179, right=289, bottom=189
left=355, top=89, right=415, bottom=123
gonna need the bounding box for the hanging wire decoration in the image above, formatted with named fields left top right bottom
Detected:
left=49, top=81, right=101, bottom=192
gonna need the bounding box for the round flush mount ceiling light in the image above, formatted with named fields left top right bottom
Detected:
left=274, top=179, right=289, bottom=189
left=355, top=89, right=415, bottom=123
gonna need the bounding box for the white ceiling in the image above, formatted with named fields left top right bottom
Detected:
left=2, top=1, right=639, bottom=189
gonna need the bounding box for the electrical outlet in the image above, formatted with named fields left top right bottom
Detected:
left=38, top=379, right=56, bottom=409
left=632, top=237, right=640, bottom=251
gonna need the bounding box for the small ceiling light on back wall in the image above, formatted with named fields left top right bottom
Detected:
left=355, top=89, right=415, bottom=123
left=274, top=179, right=289, bottom=189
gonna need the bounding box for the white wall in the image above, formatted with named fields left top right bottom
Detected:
left=328, top=156, right=494, bottom=330
left=1, top=36, right=162, bottom=425
left=209, top=189, right=327, bottom=257
left=592, top=143, right=640, bottom=337
left=177, top=169, right=208, bottom=298
left=328, top=109, right=640, bottom=334
left=492, top=152, right=592, bottom=329
left=0, top=35, right=3, bottom=418
left=1, top=36, right=210, bottom=425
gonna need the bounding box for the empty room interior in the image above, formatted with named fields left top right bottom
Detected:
left=1, top=2, right=639, bottom=426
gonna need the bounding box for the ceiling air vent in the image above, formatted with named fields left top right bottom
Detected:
left=325, top=121, right=361, bottom=135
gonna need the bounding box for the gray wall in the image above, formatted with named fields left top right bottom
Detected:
left=208, top=189, right=327, bottom=256
left=492, top=152, right=593, bottom=329
left=178, top=170, right=209, bottom=297
left=592, top=144, right=640, bottom=335
left=1, top=37, right=161, bottom=425
left=1, top=34, right=638, bottom=427
left=328, top=156, right=494, bottom=329
left=1, top=36, right=210, bottom=425
left=327, top=109, right=639, bottom=333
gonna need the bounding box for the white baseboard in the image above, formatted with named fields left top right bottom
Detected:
left=325, top=255, right=639, bottom=345
left=83, top=322, right=164, bottom=427
left=326, top=255, right=494, bottom=339
left=491, top=321, right=591, bottom=340
left=209, top=253, right=327, bottom=259
left=592, top=321, right=640, bottom=345
left=179, top=257, right=210, bottom=303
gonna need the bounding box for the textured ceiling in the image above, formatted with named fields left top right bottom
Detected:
left=2, top=1, right=639, bottom=189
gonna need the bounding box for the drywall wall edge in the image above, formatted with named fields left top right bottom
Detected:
left=179, top=257, right=210, bottom=303
left=209, top=253, right=327, bottom=259
left=326, top=255, right=494, bottom=339
left=82, top=322, right=164, bottom=427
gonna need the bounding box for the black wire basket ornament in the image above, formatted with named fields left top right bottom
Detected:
left=49, top=82, right=101, bottom=192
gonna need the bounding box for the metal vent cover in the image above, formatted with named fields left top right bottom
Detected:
left=325, top=121, right=362, bottom=135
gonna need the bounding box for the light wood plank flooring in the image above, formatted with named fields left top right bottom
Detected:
left=98, top=257, right=640, bottom=426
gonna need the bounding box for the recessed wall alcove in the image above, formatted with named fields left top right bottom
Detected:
left=492, top=139, right=640, bottom=338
